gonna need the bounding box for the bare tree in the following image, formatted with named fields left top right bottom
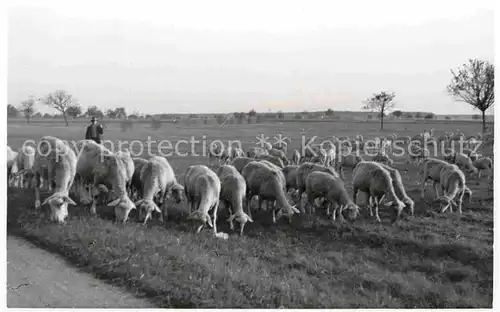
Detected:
left=18, top=97, right=37, bottom=124
left=43, top=90, right=74, bottom=126
left=447, top=59, right=494, bottom=134
left=362, top=91, right=396, bottom=131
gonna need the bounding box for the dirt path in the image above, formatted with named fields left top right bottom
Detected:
left=7, top=235, right=156, bottom=308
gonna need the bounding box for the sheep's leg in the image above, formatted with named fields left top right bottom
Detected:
left=374, top=196, right=382, bottom=222
left=420, top=177, right=427, bottom=198
left=434, top=182, right=440, bottom=197
left=34, top=173, right=42, bottom=210
left=326, top=202, right=331, bottom=216
left=272, top=209, right=276, bottom=224
left=245, top=196, right=253, bottom=219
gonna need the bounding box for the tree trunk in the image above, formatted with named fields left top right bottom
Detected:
left=63, top=112, right=69, bottom=127
left=26, top=116, right=30, bottom=124
left=481, top=110, right=486, bottom=135
left=380, top=113, right=384, bottom=131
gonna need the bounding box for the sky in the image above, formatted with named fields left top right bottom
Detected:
left=7, top=0, right=495, bottom=115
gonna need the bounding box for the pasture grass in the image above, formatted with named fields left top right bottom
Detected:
left=7, top=121, right=494, bottom=308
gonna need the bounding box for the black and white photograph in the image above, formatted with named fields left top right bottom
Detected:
left=4, top=0, right=496, bottom=308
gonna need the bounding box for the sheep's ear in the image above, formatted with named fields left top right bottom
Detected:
left=134, top=199, right=144, bottom=206
left=41, top=195, right=55, bottom=206
left=154, top=204, right=162, bottom=214
left=385, top=201, right=393, bottom=206
left=63, top=195, right=77, bottom=206
left=291, top=206, right=300, bottom=214
left=107, top=198, right=122, bottom=206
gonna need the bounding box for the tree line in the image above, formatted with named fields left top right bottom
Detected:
left=9, top=58, right=494, bottom=134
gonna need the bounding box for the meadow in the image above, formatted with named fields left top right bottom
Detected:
left=6, top=119, right=494, bottom=308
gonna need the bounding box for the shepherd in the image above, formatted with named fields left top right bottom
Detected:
left=85, top=116, right=104, bottom=144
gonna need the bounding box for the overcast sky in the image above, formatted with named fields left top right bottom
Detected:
left=8, top=0, right=494, bottom=115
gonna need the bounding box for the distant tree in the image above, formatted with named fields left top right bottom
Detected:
left=188, top=113, right=197, bottom=119
left=33, top=112, right=42, bottom=118
left=294, top=113, right=302, bottom=120
left=445, top=116, right=451, bottom=120
left=66, top=105, right=82, bottom=119
left=362, top=91, right=396, bottom=131
left=392, top=110, right=403, bottom=118
left=43, top=90, right=74, bottom=126
left=415, top=112, right=422, bottom=119
left=128, top=114, right=139, bottom=120
left=472, top=114, right=481, bottom=120
left=325, top=108, right=334, bottom=117
left=18, top=97, right=37, bottom=124
left=277, top=111, right=284, bottom=119
left=43, top=113, right=52, bottom=118
left=7, top=104, right=19, bottom=118
left=447, top=59, right=495, bottom=134
left=248, top=109, right=257, bottom=117
left=403, top=112, right=413, bottom=119
left=86, top=105, right=104, bottom=119
left=424, top=113, right=435, bottom=120
left=115, top=107, right=127, bottom=119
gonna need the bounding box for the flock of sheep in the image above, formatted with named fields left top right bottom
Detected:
left=6, top=128, right=493, bottom=239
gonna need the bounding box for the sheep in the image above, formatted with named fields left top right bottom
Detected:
left=434, top=165, right=467, bottom=214
left=305, top=171, right=359, bottom=223
left=371, top=153, right=394, bottom=165
left=310, top=148, right=327, bottom=165
left=473, top=156, right=492, bottom=178
left=295, top=162, right=339, bottom=212
left=246, top=147, right=269, bottom=158
left=292, top=149, right=301, bottom=165
left=31, top=136, right=78, bottom=223
left=230, top=147, right=246, bottom=159
left=408, top=146, right=430, bottom=164
left=231, top=157, right=255, bottom=173
left=136, top=156, right=184, bottom=225
left=242, top=161, right=299, bottom=223
left=7, top=145, right=19, bottom=186
left=115, top=149, right=135, bottom=192
left=216, top=165, right=253, bottom=235
left=352, top=161, right=406, bottom=222
left=377, top=163, right=414, bottom=216
left=10, top=145, right=36, bottom=188
left=207, top=141, right=225, bottom=163
left=338, top=154, right=364, bottom=179
left=130, top=157, right=148, bottom=200
left=282, top=165, right=299, bottom=192
left=268, top=148, right=289, bottom=165
left=75, top=139, right=136, bottom=222
left=272, top=142, right=288, bottom=154
left=453, top=153, right=479, bottom=179
left=256, top=154, right=285, bottom=169
left=184, top=165, right=226, bottom=239
left=419, top=157, right=456, bottom=198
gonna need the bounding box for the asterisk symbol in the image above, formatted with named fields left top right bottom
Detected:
left=274, top=133, right=290, bottom=147
left=255, top=133, right=270, bottom=148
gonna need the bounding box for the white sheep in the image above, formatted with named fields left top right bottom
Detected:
left=216, top=165, right=253, bottom=235
left=434, top=165, right=467, bottom=214
left=31, top=136, right=78, bottom=223
left=136, top=156, right=184, bottom=225
left=184, top=165, right=227, bottom=239
left=7, top=145, right=19, bottom=186
left=130, top=157, right=148, bottom=200
left=295, top=162, right=339, bottom=212
left=352, top=161, right=406, bottom=222
left=10, top=145, right=36, bottom=188
left=305, top=171, right=359, bottom=223
left=377, top=163, right=414, bottom=216
left=473, top=156, right=492, bottom=178
left=242, top=161, right=299, bottom=223
left=453, top=153, right=479, bottom=179
left=292, top=149, right=301, bottom=165
left=231, top=157, right=255, bottom=173
left=268, top=148, right=289, bottom=166
left=256, top=154, right=285, bottom=169
left=371, top=153, right=394, bottom=166
left=338, top=154, right=364, bottom=179
left=246, top=147, right=269, bottom=158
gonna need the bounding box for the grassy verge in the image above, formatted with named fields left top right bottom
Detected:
left=7, top=183, right=493, bottom=308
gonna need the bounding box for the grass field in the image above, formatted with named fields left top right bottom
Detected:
left=7, top=120, right=494, bottom=308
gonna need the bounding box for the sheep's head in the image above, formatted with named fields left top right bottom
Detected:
left=404, top=198, right=415, bottom=216
left=107, top=196, right=136, bottom=223
left=276, top=205, right=300, bottom=223
left=435, top=195, right=457, bottom=213
left=228, top=211, right=253, bottom=235
left=166, top=184, right=185, bottom=204
left=343, top=203, right=360, bottom=220
left=135, top=199, right=161, bottom=224
left=385, top=198, right=406, bottom=214
left=187, top=210, right=213, bottom=228
left=41, top=192, right=77, bottom=223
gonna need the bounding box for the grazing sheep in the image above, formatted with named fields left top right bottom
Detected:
left=377, top=163, right=414, bottom=216
left=216, top=165, right=253, bottom=235
left=184, top=165, right=226, bottom=238
left=453, top=153, right=479, bottom=179
left=31, top=136, right=78, bottom=223
left=434, top=165, right=467, bottom=214
left=310, top=148, right=327, bottom=165
left=230, top=147, right=246, bottom=159
left=352, top=161, right=406, bottom=222
left=10, top=145, right=36, bottom=188
left=242, top=161, right=299, bottom=223
left=473, top=156, right=492, bottom=178
left=231, top=157, right=255, bottom=173
left=419, top=158, right=460, bottom=200
left=338, top=154, right=364, bottom=179
left=7, top=145, right=19, bottom=186
left=247, top=147, right=269, bottom=158
left=75, top=139, right=136, bottom=222
left=371, top=153, right=394, bottom=165
left=408, top=146, right=430, bottom=164
left=130, top=157, right=148, bottom=200
left=305, top=171, right=359, bottom=222
left=282, top=165, right=299, bottom=192
left=136, top=156, right=184, bottom=225
left=268, top=148, right=289, bottom=165
left=256, top=154, right=285, bottom=169
left=295, top=162, right=339, bottom=212
left=116, top=149, right=135, bottom=191
left=272, top=142, right=288, bottom=154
